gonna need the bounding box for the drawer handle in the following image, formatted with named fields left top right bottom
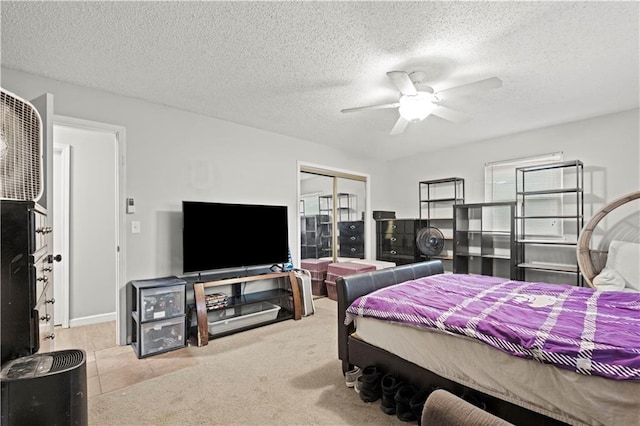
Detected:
left=392, top=225, right=397, bottom=229
left=42, top=266, right=53, bottom=272
left=45, top=298, right=55, bottom=304
left=391, top=250, right=397, bottom=255
left=350, top=236, right=356, bottom=241
left=391, top=237, right=397, bottom=242
left=37, top=276, right=49, bottom=282
left=40, top=314, right=51, bottom=321
left=349, top=225, right=356, bottom=229
left=44, top=333, right=55, bottom=340
left=350, top=248, right=356, bottom=252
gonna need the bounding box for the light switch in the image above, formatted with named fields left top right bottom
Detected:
left=131, top=221, right=141, bottom=234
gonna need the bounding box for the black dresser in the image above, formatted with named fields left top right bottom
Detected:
left=338, top=220, right=365, bottom=258
left=376, top=219, right=429, bottom=265
left=1, top=200, right=54, bottom=365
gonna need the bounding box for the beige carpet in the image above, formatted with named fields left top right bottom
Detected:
left=89, top=298, right=406, bottom=425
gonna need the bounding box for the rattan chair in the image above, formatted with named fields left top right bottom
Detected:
left=577, top=190, right=640, bottom=288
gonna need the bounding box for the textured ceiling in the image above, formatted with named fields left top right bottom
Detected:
left=1, top=1, right=638, bottom=160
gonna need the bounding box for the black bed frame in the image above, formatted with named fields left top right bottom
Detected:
left=335, top=261, right=566, bottom=426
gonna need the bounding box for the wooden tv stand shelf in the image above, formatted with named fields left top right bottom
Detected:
left=193, top=271, right=301, bottom=346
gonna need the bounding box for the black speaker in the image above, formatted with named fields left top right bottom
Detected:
left=1, top=349, right=88, bottom=426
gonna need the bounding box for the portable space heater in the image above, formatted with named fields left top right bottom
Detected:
left=0, top=87, right=43, bottom=201
left=0, top=349, right=88, bottom=426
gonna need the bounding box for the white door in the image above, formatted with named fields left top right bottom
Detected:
left=53, top=143, right=70, bottom=327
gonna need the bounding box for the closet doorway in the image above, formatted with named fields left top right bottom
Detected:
left=298, top=163, right=370, bottom=264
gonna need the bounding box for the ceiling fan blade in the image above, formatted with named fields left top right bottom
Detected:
left=390, top=116, right=409, bottom=135
left=341, top=102, right=399, bottom=113
left=431, top=105, right=471, bottom=123
left=386, top=71, right=417, bottom=96
left=437, top=77, right=503, bottom=98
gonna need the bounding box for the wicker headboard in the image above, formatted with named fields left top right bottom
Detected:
left=577, top=191, right=640, bottom=287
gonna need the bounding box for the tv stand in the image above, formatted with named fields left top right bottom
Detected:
left=193, top=271, right=301, bottom=346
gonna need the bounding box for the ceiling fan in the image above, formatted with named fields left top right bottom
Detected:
left=341, top=71, right=502, bottom=135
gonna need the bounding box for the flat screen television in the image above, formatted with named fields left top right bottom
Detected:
left=182, top=201, right=289, bottom=273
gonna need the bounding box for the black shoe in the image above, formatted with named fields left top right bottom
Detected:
left=395, top=384, right=418, bottom=422
left=359, top=365, right=383, bottom=403
left=380, top=373, right=404, bottom=415
left=410, top=387, right=433, bottom=425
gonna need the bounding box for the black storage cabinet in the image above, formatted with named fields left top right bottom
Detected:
left=376, top=219, right=429, bottom=265
left=338, top=220, right=364, bottom=258
left=1, top=200, right=51, bottom=365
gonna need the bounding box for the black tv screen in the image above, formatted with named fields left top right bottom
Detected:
left=182, top=201, right=289, bottom=273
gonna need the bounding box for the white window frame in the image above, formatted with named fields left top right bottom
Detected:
left=485, top=152, right=563, bottom=237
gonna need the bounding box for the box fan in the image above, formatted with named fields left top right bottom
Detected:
left=0, top=88, right=43, bottom=201
left=416, top=226, right=445, bottom=257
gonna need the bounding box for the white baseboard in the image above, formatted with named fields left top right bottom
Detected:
left=69, top=312, right=116, bottom=328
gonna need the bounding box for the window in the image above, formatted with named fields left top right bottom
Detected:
left=485, top=152, right=563, bottom=237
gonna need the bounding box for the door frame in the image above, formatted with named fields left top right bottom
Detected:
left=53, top=142, right=71, bottom=328
left=297, top=162, right=371, bottom=263
left=53, top=115, right=127, bottom=345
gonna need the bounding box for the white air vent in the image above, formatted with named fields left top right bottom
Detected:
left=0, top=88, right=43, bottom=201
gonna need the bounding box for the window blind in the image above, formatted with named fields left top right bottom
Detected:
left=485, top=152, right=563, bottom=237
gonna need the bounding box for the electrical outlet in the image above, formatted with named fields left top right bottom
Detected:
left=131, top=221, right=141, bottom=234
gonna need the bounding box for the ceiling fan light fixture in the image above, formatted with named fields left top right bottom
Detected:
left=398, top=91, right=437, bottom=122
left=341, top=71, right=501, bottom=134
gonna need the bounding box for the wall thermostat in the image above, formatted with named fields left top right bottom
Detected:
left=126, top=197, right=136, bottom=214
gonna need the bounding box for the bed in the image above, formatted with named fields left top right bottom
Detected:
left=336, top=261, right=640, bottom=426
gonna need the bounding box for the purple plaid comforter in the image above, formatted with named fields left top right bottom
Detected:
left=345, top=274, right=640, bottom=381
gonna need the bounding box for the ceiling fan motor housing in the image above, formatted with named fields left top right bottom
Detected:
left=398, top=90, right=437, bottom=122
left=341, top=70, right=501, bottom=134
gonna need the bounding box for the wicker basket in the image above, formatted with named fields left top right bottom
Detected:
left=311, top=278, right=327, bottom=296
left=301, top=259, right=330, bottom=284
left=325, top=280, right=337, bottom=301
left=577, top=191, right=640, bottom=288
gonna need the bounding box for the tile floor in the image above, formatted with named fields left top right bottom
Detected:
left=54, top=321, right=197, bottom=397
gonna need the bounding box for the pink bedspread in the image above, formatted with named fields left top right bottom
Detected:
left=345, top=274, right=640, bottom=381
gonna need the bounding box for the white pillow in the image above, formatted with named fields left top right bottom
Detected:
left=593, top=267, right=626, bottom=291
left=603, top=241, right=640, bottom=292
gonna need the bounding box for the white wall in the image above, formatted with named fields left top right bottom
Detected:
left=388, top=109, right=639, bottom=284
left=1, top=67, right=391, bottom=272
left=3, top=67, right=638, bottom=338
left=1, top=67, right=393, bottom=339
left=388, top=109, right=640, bottom=221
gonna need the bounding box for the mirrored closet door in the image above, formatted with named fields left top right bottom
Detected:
left=299, top=166, right=367, bottom=263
